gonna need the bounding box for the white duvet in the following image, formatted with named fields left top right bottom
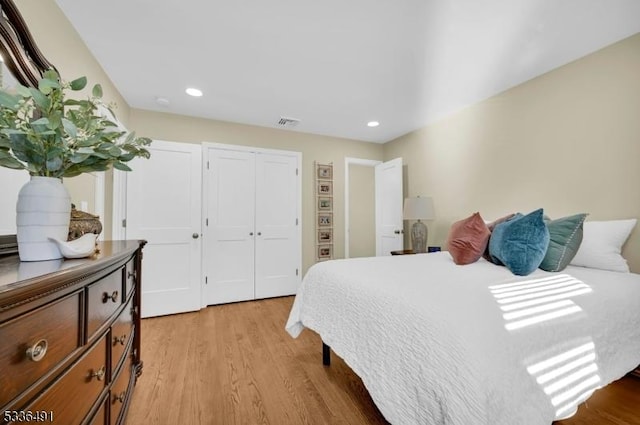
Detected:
left=285, top=252, right=640, bottom=425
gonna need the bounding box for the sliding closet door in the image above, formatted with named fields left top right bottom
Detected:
left=254, top=153, right=300, bottom=298
left=204, top=148, right=256, bottom=305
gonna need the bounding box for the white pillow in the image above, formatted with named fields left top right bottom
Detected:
left=569, top=219, right=637, bottom=272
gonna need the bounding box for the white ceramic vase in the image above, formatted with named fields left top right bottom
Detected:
left=16, top=176, right=71, bottom=261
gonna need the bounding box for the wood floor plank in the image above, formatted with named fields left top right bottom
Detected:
left=127, top=296, right=640, bottom=425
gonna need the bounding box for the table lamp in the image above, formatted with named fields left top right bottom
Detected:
left=403, top=196, right=435, bottom=253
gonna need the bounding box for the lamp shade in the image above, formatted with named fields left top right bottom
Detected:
left=403, top=196, right=435, bottom=220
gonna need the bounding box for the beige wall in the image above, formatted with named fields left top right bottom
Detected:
left=384, top=33, right=640, bottom=272
left=130, top=109, right=383, bottom=273
left=348, top=164, right=375, bottom=257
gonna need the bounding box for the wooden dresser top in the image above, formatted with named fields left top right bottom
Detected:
left=0, top=240, right=144, bottom=312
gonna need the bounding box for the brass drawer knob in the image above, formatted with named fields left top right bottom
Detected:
left=90, top=366, right=106, bottom=381
left=114, top=391, right=126, bottom=403
left=26, top=339, right=48, bottom=362
left=113, top=334, right=127, bottom=346
left=102, top=290, right=119, bottom=303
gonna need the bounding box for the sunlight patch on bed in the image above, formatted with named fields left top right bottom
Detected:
left=525, top=341, right=601, bottom=419
left=489, top=274, right=592, bottom=330
left=490, top=275, right=601, bottom=420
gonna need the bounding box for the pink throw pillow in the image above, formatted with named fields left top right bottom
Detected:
left=446, top=212, right=491, bottom=265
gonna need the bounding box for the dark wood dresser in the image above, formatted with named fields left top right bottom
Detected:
left=0, top=240, right=145, bottom=425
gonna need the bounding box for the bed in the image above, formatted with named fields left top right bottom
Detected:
left=285, top=252, right=640, bottom=425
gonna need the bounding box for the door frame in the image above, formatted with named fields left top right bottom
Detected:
left=112, top=169, right=127, bottom=240
left=344, top=157, right=381, bottom=259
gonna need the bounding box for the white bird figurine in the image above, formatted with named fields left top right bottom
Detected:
left=49, top=233, right=99, bottom=259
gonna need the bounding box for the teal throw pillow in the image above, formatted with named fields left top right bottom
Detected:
left=539, top=213, right=587, bottom=272
left=489, top=208, right=550, bottom=276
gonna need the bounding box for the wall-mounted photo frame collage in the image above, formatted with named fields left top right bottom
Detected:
left=315, top=162, right=333, bottom=261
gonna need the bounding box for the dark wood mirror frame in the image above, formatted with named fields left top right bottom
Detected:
left=0, top=0, right=57, bottom=255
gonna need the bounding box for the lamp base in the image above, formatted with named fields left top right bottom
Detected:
left=411, top=220, right=428, bottom=253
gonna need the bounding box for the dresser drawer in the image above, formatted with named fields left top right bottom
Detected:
left=87, top=269, right=124, bottom=339
left=0, top=292, right=81, bottom=407
left=86, top=395, right=108, bottom=425
left=110, top=297, right=134, bottom=373
left=110, top=359, right=133, bottom=425
left=24, top=334, right=108, bottom=425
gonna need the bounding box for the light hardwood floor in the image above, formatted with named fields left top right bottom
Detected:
left=127, top=296, right=640, bottom=425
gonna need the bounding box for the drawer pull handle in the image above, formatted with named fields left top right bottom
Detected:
left=90, top=366, right=106, bottom=381
left=102, top=290, right=119, bottom=303
left=26, top=339, right=48, bottom=362
left=113, top=334, right=127, bottom=346
left=114, top=391, right=126, bottom=403
left=127, top=270, right=136, bottom=280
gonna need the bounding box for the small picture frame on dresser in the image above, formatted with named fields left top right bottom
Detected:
left=0, top=234, right=18, bottom=256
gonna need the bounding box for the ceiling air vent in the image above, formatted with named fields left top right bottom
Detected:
left=277, top=116, right=301, bottom=128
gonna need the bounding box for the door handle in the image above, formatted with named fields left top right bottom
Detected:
left=394, top=230, right=401, bottom=234
left=249, top=232, right=254, bottom=236
left=192, top=233, right=199, bottom=239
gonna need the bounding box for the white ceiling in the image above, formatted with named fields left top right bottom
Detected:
left=54, top=0, right=640, bottom=143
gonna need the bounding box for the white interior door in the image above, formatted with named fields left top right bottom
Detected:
left=126, top=140, right=202, bottom=318
left=375, top=157, right=403, bottom=256
left=203, top=148, right=256, bottom=305
left=254, top=152, right=300, bottom=299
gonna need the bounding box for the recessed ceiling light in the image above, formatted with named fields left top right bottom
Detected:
left=367, top=121, right=380, bottom=127
left=185, top=87, right=203, bottom=97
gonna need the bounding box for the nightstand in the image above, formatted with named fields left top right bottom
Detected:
left=391, top=246, right=441, bottom=255
left=391, top=249, right=415, bottom=255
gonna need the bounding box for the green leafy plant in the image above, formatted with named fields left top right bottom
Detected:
left=0, top=69, right=150, bottom=177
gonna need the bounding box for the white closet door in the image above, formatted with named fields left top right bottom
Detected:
left=204, top=148, right=256, bottom=305
left=254, top=153, right=300, bottom=298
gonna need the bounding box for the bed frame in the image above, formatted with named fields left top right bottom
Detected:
left=322, top=341, right=331, bottom=366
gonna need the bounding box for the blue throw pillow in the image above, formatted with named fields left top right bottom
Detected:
left=489, top=208, right=550, bottom=276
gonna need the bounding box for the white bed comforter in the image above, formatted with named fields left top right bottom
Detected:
left=285, top=252, right=640, bottom=425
